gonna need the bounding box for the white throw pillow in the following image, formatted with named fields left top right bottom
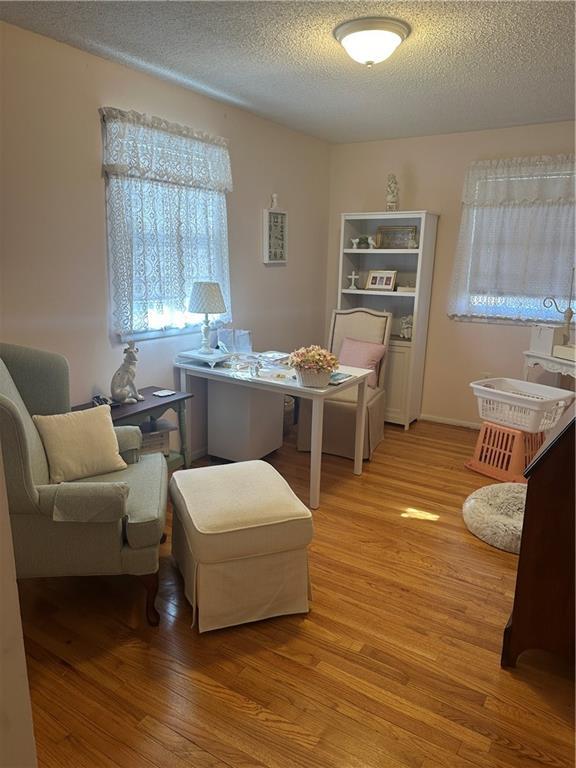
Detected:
left=33, top=405, right=127, bottom=483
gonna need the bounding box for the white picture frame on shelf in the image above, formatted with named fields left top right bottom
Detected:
left=262, top=208, right=287, bottom=264
left=365, top=269, right=397, bottom=291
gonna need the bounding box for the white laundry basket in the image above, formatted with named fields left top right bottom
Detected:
left=470, top=378, right=574, bottom=433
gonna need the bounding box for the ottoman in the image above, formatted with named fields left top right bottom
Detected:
left=170, top=460, right=314, bottom=632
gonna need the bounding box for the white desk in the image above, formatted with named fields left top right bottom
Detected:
left=174, top=357, right=371, bottom=509
left=523, top=351, right=576, bottom=380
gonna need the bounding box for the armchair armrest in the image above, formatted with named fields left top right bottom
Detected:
left=37, top=482, right=129, bottom=523
left=114, top=425, right=142, bottom=464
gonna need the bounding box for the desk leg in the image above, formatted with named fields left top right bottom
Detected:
left=177, top=402, right=190, bottom=467
left=178, top=370, right=191, bottom=467
left=354, top=379, right=368, bottom=475
left=309, top=398, right=324, bottom=510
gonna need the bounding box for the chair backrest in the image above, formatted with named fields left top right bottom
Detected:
left=328, top=309, right=393, bottom=389
left=0, top=344, right=70, bottom=515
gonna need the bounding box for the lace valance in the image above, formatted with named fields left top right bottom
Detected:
left=100, top=107, right=233, bottom=192
left=462, top=155, right=575, bottom=207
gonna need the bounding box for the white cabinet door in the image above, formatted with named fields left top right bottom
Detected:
left=384, top=342, right=411, bottom=427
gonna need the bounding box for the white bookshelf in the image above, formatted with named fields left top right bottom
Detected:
left=337, top=211, right=438, bottom=429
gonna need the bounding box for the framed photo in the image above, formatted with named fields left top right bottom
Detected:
left=365, top=270, right=397, bottom=291
left=376, top=225, right=419, bottom=249
left=263, top=208, right=287, bottom=264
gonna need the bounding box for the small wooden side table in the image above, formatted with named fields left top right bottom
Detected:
left=74, top=386, right=193, bottom=471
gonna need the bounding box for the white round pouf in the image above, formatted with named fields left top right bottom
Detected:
left=462, top=483, right=527, bottom=554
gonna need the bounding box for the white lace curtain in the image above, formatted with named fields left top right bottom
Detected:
left=101, top=107, right=233, bottom=339
left=448, top=155, right=575, bottom=322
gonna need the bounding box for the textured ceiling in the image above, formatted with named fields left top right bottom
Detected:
left=1, top=1, right=574, bottom=143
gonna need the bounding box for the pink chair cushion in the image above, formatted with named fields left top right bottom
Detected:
left=338, top=337, right=386, bottom=388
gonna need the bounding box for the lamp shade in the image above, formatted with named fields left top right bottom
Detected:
left=188, top=281, right=226, bottom=315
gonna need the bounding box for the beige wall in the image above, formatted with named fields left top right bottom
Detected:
left=0, top=23, right=329, bottom=413
left=0, top=31, right=37, bottom=767
left=0, top=445, right=38, bottom=768
left=327, top=122, right=575, bottom=425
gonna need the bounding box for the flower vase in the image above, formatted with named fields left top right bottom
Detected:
left=296, top=368, right=331, bottom=388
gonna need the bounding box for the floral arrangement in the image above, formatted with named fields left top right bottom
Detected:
left=288, top=345, right=338, bottom=373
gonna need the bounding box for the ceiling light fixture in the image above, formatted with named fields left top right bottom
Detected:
left=333, top=17, right=411, bottom=68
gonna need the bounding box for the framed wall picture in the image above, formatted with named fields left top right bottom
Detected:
left=376, top=225, right=419, bottom=249
left=263, top=208, right=287, bottom=264
left=365, top=269, right=397, bottom=291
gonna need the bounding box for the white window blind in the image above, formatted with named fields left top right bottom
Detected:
left=448, top=155, right=575, bottom=323
left=100, top=107, right=233, bottom=340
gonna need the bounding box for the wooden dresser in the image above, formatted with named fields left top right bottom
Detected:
left=501, top=413, right=575, bottom=669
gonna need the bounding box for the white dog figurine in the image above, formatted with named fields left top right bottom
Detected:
left=111, top=341, right=145, bottom=404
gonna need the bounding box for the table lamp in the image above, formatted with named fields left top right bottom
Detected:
left=188, top=281, right=227, bottom=355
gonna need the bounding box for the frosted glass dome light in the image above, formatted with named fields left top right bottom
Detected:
left=334, top=17, right=411, bottom=67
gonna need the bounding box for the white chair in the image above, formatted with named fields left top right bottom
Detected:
left=297, top=309, right=392, bottom=460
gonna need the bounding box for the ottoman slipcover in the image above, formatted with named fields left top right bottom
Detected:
left=170, top=460, right=313, bottom=632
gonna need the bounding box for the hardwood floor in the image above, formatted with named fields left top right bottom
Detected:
left=18, top=422, right=574, bottom=768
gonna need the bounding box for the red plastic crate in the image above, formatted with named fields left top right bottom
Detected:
left=466, top=421, right=545, bottom=483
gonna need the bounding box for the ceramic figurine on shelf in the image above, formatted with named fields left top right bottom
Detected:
left=399, top=315, right=414, bottom=340
left=386, top=173, right=399, bottom=212
left=347, top=270, right=360, bottom=290
left=350, top=238, right=359, bottom=249
left=111, top=341, right=145, bottom=404
left=367, top=236, right=377, bottom=249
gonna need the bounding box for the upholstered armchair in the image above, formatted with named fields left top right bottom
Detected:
left=0, top=343, right=168, bottom=624
left=297, top=309, right=392, bottom=460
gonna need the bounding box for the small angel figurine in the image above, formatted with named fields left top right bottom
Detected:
left=399, top=315, right=413, bottom=340
left=350, top=238, right=359, bottom=249
left=367, top=236, right=377, bottom=249
left=386, top=173, right=399, bottom=212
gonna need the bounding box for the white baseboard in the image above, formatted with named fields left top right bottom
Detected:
left=419, top=414, right=480, bottom=430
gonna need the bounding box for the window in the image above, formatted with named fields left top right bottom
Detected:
left=101, top=107, right=233, bottom=340
left=448, top=155, right=575, bottom=323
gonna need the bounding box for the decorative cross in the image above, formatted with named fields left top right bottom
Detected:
left=347, top=270, right=360, bottom=290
